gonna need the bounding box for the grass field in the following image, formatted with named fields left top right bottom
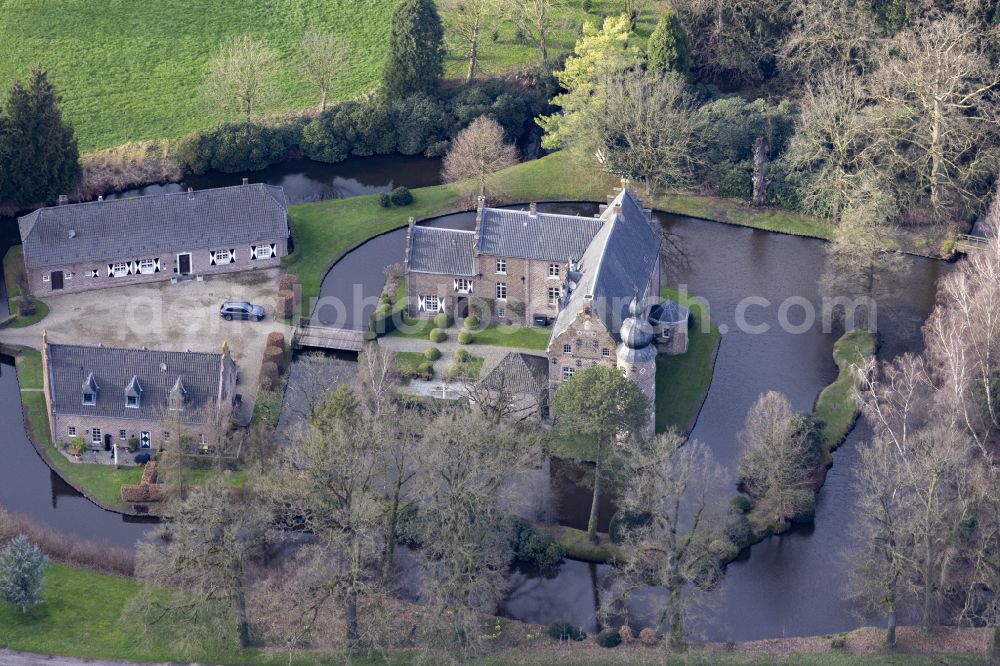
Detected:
left=815, top=328, right=877, bottom=450
left=0, top=1, right=657, bottom=152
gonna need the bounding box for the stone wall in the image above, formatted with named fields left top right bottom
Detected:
left=546, top=307, right=618, bottom=390
left=25, top=238, right=287, bottom=296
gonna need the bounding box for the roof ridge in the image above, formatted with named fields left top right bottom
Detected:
left=416, top=226, right=476, bottom=235
left=49, top=342, right=221, bottom=358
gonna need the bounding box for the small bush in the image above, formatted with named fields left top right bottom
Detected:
left=619, top=625, right=635, bottom=644
left=389, top=186, right=413, bottom=206
left=730, top=494, right=753, bottom=514
left=455, top=348, right=471, bottom=362
left=597, top=628, right=622, bottom=648
left=429, top=328, right=447, bottom=343
left=609, top=509, right=651, bottom=544
left=425, top=139, right=450, bottom=157
left=457, top=330, right=474, bottom=345
left=790, top=489, right=817, bottom=524
left=434, top=312, right=452, bottom=329
left=127, top=437, right=140, bottom=454
left=547, top=620, right=586, bottom=641
left=463, top=315, right=479, bottom=329
left=831, top=637, right=846, bottom=649
left=511, top=520, right=565, bottom=572
left=639, top=628, right=658, bottom=646
left=134, top=453, right=151, bottom=465
left=424, top=347, right=442, bottom=361
left=723, top=514, right=753, bottom=550
left=416, top=361, right=435, bottom=379
left=379, top=193, right=392, bottom=208
left=0, top=535, right=49, bottom=613
left=941, top=239, right=956, bottom=257
left=66, top=436, right=88, bottom=456
left=715, top=160, right=753, bottom=200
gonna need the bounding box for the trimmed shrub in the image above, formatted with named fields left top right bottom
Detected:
left=619, top=625, right=635, bottom=644
left=511, top=520, right=565, bottom=572
left=597, top=628, right=622, bottom=648
left=416, top=361, right=435, bottom=379
left=390, top=186, right=413, bottom=206
left=260, top=361, right=280, bottom=390
left=266, top=331, right=287, bottom=349
left=454, top=348, right=471, bottom=362
left=547, top=621, right=586, bottom=641
left=429, top=328, right=447, bottom=343
left=639, top=628, right=658, bottom=646
left=433, top=312, right=452, bottom=328
left=379, top=193, right=392, bottom=208
left=609, top=509, right=651, bottom=544
left=457, top=330, right=474, bottom=345
left=463, top=315, right=479, bottom=329
left=730, top=494, right=753, bottom=514
left=175, top=122, right=297, bottom=174
left=276, top=289, right=294, bottom=319
left=263, top=346, right=285, bottom=373
left=424, top=347, right=442, bottom=361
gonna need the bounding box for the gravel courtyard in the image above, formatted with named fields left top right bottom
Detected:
left=0, top=268, right=291, bottom=417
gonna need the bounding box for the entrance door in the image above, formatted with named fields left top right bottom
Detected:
left=177, top=253, right=191, bottom=275
left=51, top=271, right=64, bottom=290
left=456, top=297, right=469, bottom=320
left=140, top=431, right=151, bottom=449
left=103, top=433, right=112, bottom=451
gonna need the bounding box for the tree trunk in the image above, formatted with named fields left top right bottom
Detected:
left=587, top=440, right=604, bottom=541
left=346, top=586, right=359, bottom=645
left=539, top=25, right=548, bottom=62
left=234, top=580, right=251, bottom=648
left=381, top=485, right=402, bottom=586
left=467, top=15, right=481, bottom=81
left=922, top=478, right=938, bottom=627
left=930, top=94, right=943, bottom=209
left=321, top=88, right=328, bottom=113
left=751, top=136, right=768, bottom=207
left=886, top=606, right=897, bottom=649
left=669, top=587, right=683, bottom=648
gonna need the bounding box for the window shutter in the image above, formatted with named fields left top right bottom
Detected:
left=453, top=279, right=459, bottom=291
left=250, top=246, right=257, bottom=260
left=128, top=261, right=137, bottom=275
left=438, top=299, right=445, bottom=313
left=154, top=258, right=161, bottom=272
left=107, top=264, right=114, bottom=277
left=209, top=251, right=216, bottom=266
left=269, top=243, right=276, bottom=257
left=229, top=249, right=236, bottom=263
left=417, top=296, right=425, bottom=311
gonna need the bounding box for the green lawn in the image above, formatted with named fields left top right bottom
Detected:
left=815, top=328, right=877, bottom=450
left=448, top=355, right=485, bottom=379
left=14, top=348, right=142, bottom=512
left=654, top=287, right=722, bottom=435
left=389, top=315, right=440, bottom=340
left=394, top=351, right=429, bottom=379
left=2, top=246, right=49, bottom=329
left=472, top=324, right=552, bottom=350
left=0, top=1, right=659, bottom=152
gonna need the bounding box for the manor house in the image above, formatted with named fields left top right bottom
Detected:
left=403, top=188, right=690, bottom=430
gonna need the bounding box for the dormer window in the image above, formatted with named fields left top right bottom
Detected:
left=125, top=376, right=142, bottom=408
left=168, top=376, right=187, bottom=411
left=82, top=372, right=99, bottom=406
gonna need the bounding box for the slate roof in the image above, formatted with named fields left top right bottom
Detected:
left=47, top=343, right=223, bottom=423
left=477, top=208, right=604, bottom=261
left=551, top=190, right=662, bottom=345
left=480, top=352, right=549, bottom=396
left=19, top=184, right=289, bottom=270
left=407, top=226, right=476, bottom=276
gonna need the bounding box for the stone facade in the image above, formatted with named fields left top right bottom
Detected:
left=546, top=304, right=619, bottom=388
left=25, top=239, right=287, bottom=297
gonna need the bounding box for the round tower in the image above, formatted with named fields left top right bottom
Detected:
left=616, top=296, right=657, bottom=434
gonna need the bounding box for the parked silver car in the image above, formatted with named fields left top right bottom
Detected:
left=220, top=301, right=265, bottom=321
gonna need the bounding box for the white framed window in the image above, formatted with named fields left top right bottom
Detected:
left=92, top=428, right=102, bottom=444
left=548, top=287, right=561, bottom=306
left=548, top=263, right=560, bottom=278
left=86, top=269, right=99, bottom=278
left=495, top=259, right=506, bottom=274
left=497, top=304, right=506, bottom=319
left=119, top=429, right=126, bottom=440
left=82, top=392, right=96, bottom=406
left=563, top=344, right=572, bottom=354
left=496, top=282, right=507, bottom=300
left=110, top=262, right=129, bottom=278
left=163, top=431, right=170, bottom=443
left=42, top=274, right=49, bottom=282
left=454, top=278, right=473, bottom=293
left=214, top=249, right=231, bottom=264
left=68, top=426, right=76, bottom=436
left=562, top=366, right=575, bottom=380
left=252, top=244, right=275, bottom=260
left=420, top=295, right=441, bottom=313
left=602, top=347, right=611, bottom=357
left=137, top=258, right=156, bottom=275
left=126, top=395, right=139, bottom=408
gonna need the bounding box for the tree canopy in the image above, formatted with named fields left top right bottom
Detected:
left=381, top=0, right=446, bottom=99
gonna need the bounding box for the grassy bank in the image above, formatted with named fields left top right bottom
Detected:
left=286, top=151, right=831, bottom=309
left=2, top=246, right=49, bottom=329
left=14, top=348, right=142, bottom=512
left=815, top=328, right=877, bottom=451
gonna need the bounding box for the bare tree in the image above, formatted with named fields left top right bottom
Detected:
left=134, top=482, right=274, bottom=649
left=500, top=0, right=567, bottom=62
left=604, top=432, right=725, bottom=648
left=354, top=342, right=399, bottom=419
left=203, top=34, right=279, bottom=121
left=871, top=15, right=1000, bottom=214
left=585, top=70, right=701, bottom=194
left=778, top=0, right=880, bottom=83
left=440, top=0, right=501, bottom=81
left=298, top=27, right=349, bottom=112
left=413, top=409, right=541, bottom=656
left=737, top=391, right=820, bottom=516
left=443, top=116, right=519, bottom=198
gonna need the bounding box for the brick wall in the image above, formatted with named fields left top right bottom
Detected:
left=25, top=238, right=287, bottom=296
left=546, top=308, right=618, bottom=389
left=52, top=413, right=214, bottom=452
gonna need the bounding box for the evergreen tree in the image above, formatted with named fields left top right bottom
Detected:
left=381, top=0, right=445, bottom=99
left=2, top=67, right=80, bottom=205
left=0, top=535, right=49, bottom=614
left=647, top=5, right=689, bottom=75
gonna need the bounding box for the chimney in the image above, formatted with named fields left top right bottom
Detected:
left=242, top=177, right=249, bottom=186
left=57, top=195, right=69, bottom=205
left=187, top=187, right=194, bottom=200
left=583, top=294, right=594, bottom=315
left=529, top=202, right=537, bottom=218
left=97, top=195, right=103, bottom=202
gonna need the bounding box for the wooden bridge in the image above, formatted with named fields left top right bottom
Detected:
left=955, top=234, right=990, bottom=254
left=292, top=318, right=366, bottom=352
